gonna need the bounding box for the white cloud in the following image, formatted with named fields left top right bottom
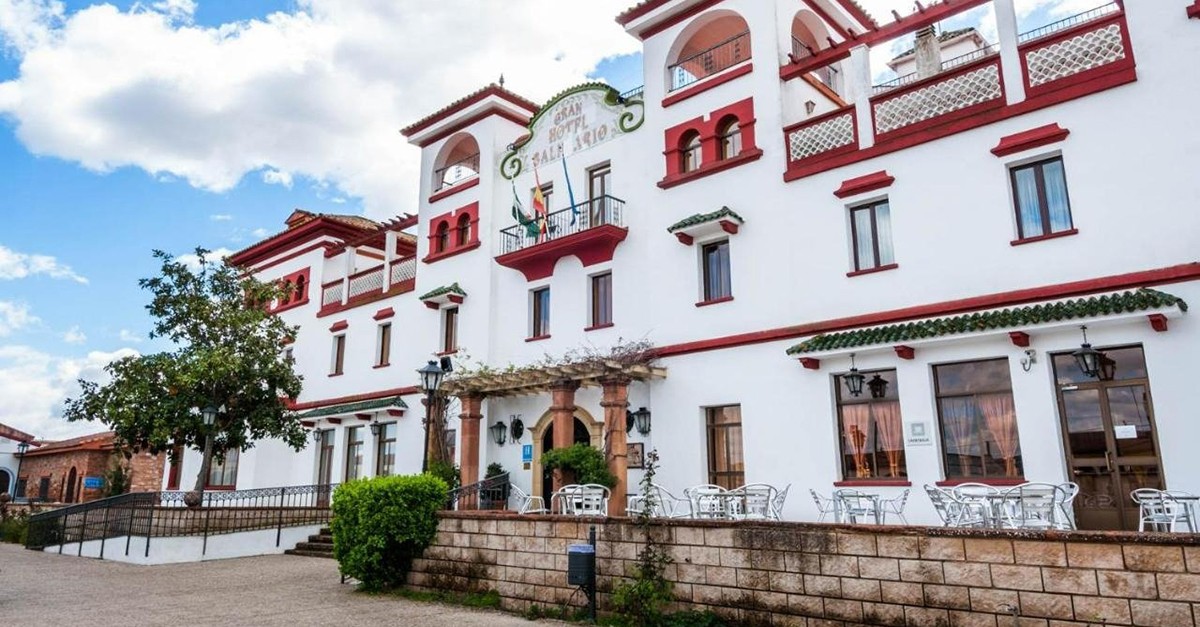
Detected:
left=0, top=345, right=139, bottom=440
left=251, top=227, right=271, bottom=238
left=117, top=329, right=144, bottom=343
left=0, top=301, right=38, bottom=336
left=175, top=246, right=234, bottom=271
left=62, top=325, right=86, bottom=344
left=209, top=213, right=233, bottom=221
left=0, top=0, right=641, bottom=217
left=0, top=244, right=88, bottom=283
left=261, top=168, right=293, bottom=188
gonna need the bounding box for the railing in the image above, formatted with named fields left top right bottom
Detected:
left=619, top=85, right=644, bottom=101
left=785, top=106, right=858, bottom=164
left=447, top=473, right=510, bottom=511
left=499, top=195, right=625, bottom=255
left=871, top=56, right=1003, bottom=137
left=26, top=484, right=336, bottom=558
left=872, top=44, right=1000, bottom=95
left=1018, top=2, right=1120, bottom=43
left=389, top=255, right=417, bottom=285
left=790, top=38, right=839, bottom=89
left=321, top=281, right=343, bottom=306
left=668, top=31, right=750, bottom=92
left=433, top=153, right=480, bottom=192
left=347, top=266, right=384, bottom=299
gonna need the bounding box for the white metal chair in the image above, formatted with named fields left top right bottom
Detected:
left=810, top=489, right=840, bottom=523
left=1132, top=489, right=1197, bottom=532
left=685, top=484, right=728, bottom=519
left=1055, top=482, right=1079, bottom=530
left=731, top=484, right=776, bottom=520
left=629, top=484, right=692, bottom=519
left=508, top=484, right=547, bottom=515
left=998, top=483, right=1061, bottom=530
left=834, top=489, right=881, bottom=524
left=924, top=485, right=960, bottom=526
left=951, top=483, right=1000, bottom=528
left=879, top=489, right=910, bottom=524
left=553, top=484, right=610, bottom=517
left=770, top=484, right=791, bottom=521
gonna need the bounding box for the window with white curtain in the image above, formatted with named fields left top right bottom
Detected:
left=1010, top=156, right=1073, bottom=240
left=849, top=200, right=895, bottom=272
left=835, top=369, right=906, bottom=481
left=934, top=358, right=1023, bottom=479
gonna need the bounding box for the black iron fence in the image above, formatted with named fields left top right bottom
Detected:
left=669, top=31, right=751, bottom=91
left=433, top=153, right=480, bottom=192
left=499, top=195, right=625, bottom=255
left=447, top=473, right=511, bottom=511
left=1018, top=2, right=1119, bottom=43
left=25, top=484, right=335, bottom=559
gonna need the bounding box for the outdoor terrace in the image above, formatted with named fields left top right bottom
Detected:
left=319, top=255, right=416, bottom=317
left=495, top=195, right=628, bottom=281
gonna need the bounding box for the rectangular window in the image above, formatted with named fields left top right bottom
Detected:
left=38, top=477, right=50, bottom=501
left=376, top=422, right=397, bottom=477
left=376, top=323, right=392, bottom=367
left=16, top=477, right=27, bottom=498
left=531, top=287, right=550, bottom=338
left=345, top=426, right=364, bottom=481
left=934, top=358, right=1023, bottom=479
left=835, top=369, right=907, bottom=480
left=587, top=162, right=611, bottom=225
left=706, top=405, right=745, bottom=489
left=206, top=448, right=240, bottom=488
left=849, top=200, right=895, bottom=272
left=443, top=307, right=459, bottom=353
left=444, top=429, right=457, bottom=464
left=331, top=334, right=346, bottom=375
left=1011, top=157, right=1073, bottom=240
left=166, top=445, right=183, bottom=490
left=590, top=273, right=612, bottom=328
left=701, top=240, right=732, bottom=302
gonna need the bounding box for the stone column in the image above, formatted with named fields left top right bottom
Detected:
left=994, top=0, right=1027, bottom=104
left=458, top=393, right=484, bottom=490
left=600, top=376, right=630, bottom=517
left=549, top=379, right=581, bottom=491
left=847, top=44, right=875, bottom=149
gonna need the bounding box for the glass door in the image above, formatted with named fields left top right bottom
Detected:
left=1054, top=346, right=1161, bottom=530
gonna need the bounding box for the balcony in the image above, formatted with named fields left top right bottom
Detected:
left=782, top=2, right=1135, bottom=181
left=668, top=30, right=751, bottom=92
left=319, top=256, right=417, bottom=317
left=495, top=195, right=628, bottom=281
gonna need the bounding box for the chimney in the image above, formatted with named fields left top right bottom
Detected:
left=914, top=25, right=942, bottom=79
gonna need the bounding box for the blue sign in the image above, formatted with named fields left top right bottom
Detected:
left=522, top=444, right=533, bottom=464
left=83, top=476, right=104, bottom=489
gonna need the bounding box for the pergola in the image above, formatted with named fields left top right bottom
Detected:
left=442, top=360, right=667, bottom=397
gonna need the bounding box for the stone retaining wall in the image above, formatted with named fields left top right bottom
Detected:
left=408, top=512, right=1200, bottom=627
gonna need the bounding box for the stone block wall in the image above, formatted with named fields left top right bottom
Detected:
left=408, top=512, right=1200, bottom=627
left=19, top=449, right=165, bottom=504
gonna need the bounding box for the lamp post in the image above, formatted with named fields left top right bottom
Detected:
left=189, top=403, right=220, bottom=504
left=417, top=360, right=446, bottom=474
left=14, top=441, right=29, bottom=501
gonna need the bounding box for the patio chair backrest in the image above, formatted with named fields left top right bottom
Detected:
left=1000, top=482, right=1061, bottom=529
left=810, top=489, right=834, bottom=513
left=952, top=483, right=1000, bottom=499
left=771, top=484, right=791, bottom=520
left=736, top=484, right=776, bottom=519
left=648, top=483, right=689, bottom=518
left=688, top=485, right=728, bottom=518
left=924, top=485, right=962, bottom=526
left=576, top=484, right=610, bottom=516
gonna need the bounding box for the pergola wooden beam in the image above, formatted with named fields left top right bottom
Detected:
left=443, top=361, right=667, bottom=397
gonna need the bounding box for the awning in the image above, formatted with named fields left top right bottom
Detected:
left=296, top=395, right=408, bottom=420
left=786, top=288, right=1187, bottom=357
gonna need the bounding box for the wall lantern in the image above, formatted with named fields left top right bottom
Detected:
left=867, top=374, right=889, bottom=399
left=509, top=415, right=525, bottom=441
left=631, top=407, right=652, bottom=436
left=1072, top=326, right=1107, bottom=379
left=16, top=441, right=29, bottom=456
left=369, top=420, right=383, bottom=438
left=844, top=354, right=866, bottom=398
left=489, top=421, right=508, bottom=446
left=417, top=360, right=446, bottom=393
left=1098, top=354, right=1117, bottom=382
left=311, top=428, right=325, bottom=443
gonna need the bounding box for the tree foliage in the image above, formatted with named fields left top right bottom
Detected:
left=540, top=444, right=617, bottom=488
left=64, top=248, right=306, bottom=490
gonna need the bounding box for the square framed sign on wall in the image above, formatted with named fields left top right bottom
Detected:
left=628, top=442, right=645, bottom=469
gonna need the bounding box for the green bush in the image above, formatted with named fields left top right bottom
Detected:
left=331, top=474, right=449, bottom=590
left=0, top=512, right=29, bottom=544
left=540, top=444, right=617, bottom=488
left=427, top=460, right=461, bottom=492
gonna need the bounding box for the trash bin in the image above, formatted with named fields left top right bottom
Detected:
left=567, top=543, right=596, bottom=587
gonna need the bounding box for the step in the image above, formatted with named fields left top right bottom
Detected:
left=319, top=527, right=332, bottom=535
left=292, top=542, right=334, bottom=552
left=285, top=548, right=336, bottom=559
left=307, top=534, right=333, bottom=543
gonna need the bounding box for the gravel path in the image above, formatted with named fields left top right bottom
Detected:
left=0, top=543, right=563, bottom=626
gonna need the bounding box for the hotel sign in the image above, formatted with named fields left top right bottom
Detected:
left=501, top=84, right=643, bottom=179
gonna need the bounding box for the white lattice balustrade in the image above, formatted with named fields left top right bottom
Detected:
left=348, top=268, right=384, bottom=298
left=390, top=257, right=416, bottom=285
left=787, top=112, right=855, bottom=162
left=321, top=283, right=343, bottom=306
left=872, top=64, right=1002, bottom=135
left=1024, top=23, right=1126, bottom=88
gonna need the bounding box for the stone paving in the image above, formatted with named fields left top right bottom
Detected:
left=0, top=543, right=566, bottom=626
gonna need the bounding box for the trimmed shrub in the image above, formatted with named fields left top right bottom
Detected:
left=541, top=444, right=617, bottom=488
left=331, top=474, right=449, bottom=590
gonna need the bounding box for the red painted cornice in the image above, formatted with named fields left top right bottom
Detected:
left=834, top=170, right=894, bottom=198
left=1189, top=2, right=1200, bottom=19
left=401, top=84, right=538, bottom=139
left=991, top=123, right=1070, bottom=157
left=495, top=225, right=628, bottom=281
left=228, top=217, right=371, bottom=268
left=288, top=386, right=420, bottom=411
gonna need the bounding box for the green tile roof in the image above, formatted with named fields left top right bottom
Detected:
left=297, top=395, right=408, bottom=420
left=786, top=289, right=1187, bottom=355
left=418, top=282, right=467, bottom=301
left=666, top=207, right=744, bottom=233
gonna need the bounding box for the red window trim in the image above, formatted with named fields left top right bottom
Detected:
left=846, top=263, right=899, bottom=278
left=833, top=480, right=912, bottom=488
left=525, top=334, right=551, bottom=343
left=834, top=171, right=895, bottom=199
left=658, top=149, right=763, bottom=189
left=428, top=176, right=479, bottom=203
left=329, top=320, right=349, bottom=332
left=1010, top=228, right=1079, bottom=246
left=695, top=295, right=734, bottom=308
left=661, top=62, right=754, bottom=108
left=1190, top=1, right=1200, bottom=19
left=935, top=478, right=1027, bottom=487
left=584, top=322, right=615, bottom=332
left=991, top=123, right=1070, bottom=157
left=436, top=349, right=459, bottom=357
left=373, top=307, right=395, bottom=320
left=372, top=363, right=391, bottom=369
left=424, top=203, right=480, bottom=264
left=423, top=239, right=482, bottom=264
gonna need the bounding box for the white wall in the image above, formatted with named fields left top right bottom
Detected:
left=44, top=524, right=323, bottom=565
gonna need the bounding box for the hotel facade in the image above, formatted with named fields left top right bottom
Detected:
left=173, top=0, right=1200, bottom=530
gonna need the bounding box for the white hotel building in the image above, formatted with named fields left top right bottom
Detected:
left=174, top=0, right=1200, bottom=530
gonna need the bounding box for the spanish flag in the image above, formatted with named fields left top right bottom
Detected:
left=532, top=169, right=549, bottom=242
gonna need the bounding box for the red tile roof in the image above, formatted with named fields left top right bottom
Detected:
left=23, top=431, right=116, bottom=457
left=400, top=84, right=539, bottom=138
left=0, top=423, right=36, bottom=444
left=227, top=211, right=383, bottom=268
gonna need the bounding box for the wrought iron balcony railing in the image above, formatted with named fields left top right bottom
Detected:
left=1018, top=2, right=1120, bottom=43
left=669, top=31, right=751, bottom=92
left=499, top=195, right=625, bottom=256
left=433, top=153, right=480, bottom=192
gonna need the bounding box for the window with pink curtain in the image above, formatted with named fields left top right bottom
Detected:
left=935, top=358, right=1024, bottom=479
left=836, top=369, right=907, bottom=480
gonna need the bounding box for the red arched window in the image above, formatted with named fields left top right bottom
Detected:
left=681, top=131, right=703, bottom=173
left=456, top=214, right=472, bottom=247
left=435, top=221, right=450, bottom=253
left=718, top=118, right=742, bottom=160
left=294, top=275, right=306, bottom=302
left=279, top=280, right=292, bottom=305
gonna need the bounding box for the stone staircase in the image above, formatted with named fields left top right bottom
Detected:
left=285, top=527, right=334, bottom=559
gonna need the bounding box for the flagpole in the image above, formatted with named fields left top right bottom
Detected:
left=561, top=149, right=579, bottom=227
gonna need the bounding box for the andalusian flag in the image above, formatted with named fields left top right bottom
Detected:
left=511, top=182, right=538, bottom=238
left=532, top=169, right=549, bottom=242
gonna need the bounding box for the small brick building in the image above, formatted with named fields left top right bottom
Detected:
left=17, top=431, right=166, bottom=504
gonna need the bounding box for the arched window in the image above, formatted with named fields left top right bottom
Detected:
left=456, top=214, right=472, bottom=247
left=279, top=280, right=292, bottom=305
left=294, top=275, right=306, bottom=302
left=667, top=11, right=751, bottom=92
left=432, top=134, right=480, bottom=192
left=681, top=131, right=703, bottom=173
left=718, top=118, right=742, bottom=160
left=435, top=221, right=450, bottom=253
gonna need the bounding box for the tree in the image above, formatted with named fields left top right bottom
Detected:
left=64, top=248, right=305, bottom=495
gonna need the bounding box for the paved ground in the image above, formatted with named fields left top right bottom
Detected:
left=0, top=544, right=564, bottom=626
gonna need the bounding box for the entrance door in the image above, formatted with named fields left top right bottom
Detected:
left=540, top=418, right=593, bottom=498
left=1054, top=346, right=1161, bottom=530
left=316, top=430, right=335, bottom=485
left=65, top=467, right=78, bottom=503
